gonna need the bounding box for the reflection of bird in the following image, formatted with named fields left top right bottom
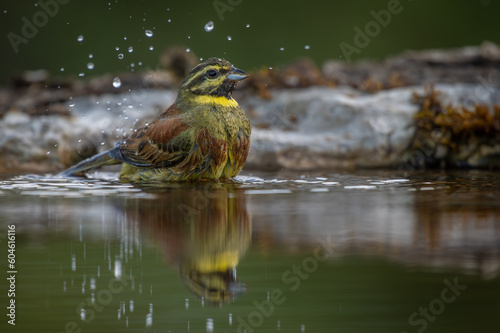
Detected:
left=60, top=58, right=251, bottom=181
left=128, top=185, right=251, bottom=305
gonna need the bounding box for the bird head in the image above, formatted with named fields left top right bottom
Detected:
left=177, top=58, right=249, bottom=100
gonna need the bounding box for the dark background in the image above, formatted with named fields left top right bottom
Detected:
left=1, top=0, right=499, bottom=85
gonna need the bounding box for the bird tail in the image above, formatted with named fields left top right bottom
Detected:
left=58, top=148, right=120, bottom=177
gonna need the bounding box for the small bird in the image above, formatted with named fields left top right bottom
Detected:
left=59, top=58, right=251, bottom=181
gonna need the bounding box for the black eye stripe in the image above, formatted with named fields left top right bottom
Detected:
left=183, top=64, right=232, bottom=93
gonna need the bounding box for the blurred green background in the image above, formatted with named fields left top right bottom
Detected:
left=1, top=0, right=499, bottom=85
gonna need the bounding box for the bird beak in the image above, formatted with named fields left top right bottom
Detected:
left=227, top=67, right=249, bottom=81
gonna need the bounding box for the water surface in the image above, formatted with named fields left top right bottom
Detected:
left=0, top=170, right=499, bottom=332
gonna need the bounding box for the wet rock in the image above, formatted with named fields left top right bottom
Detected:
left=0, top=90, right=176, bottom=174
left=1, top=44, right=500, bottom=174
left=245, top=86, right=418, bottom=170
left=245, top=84, right=500, bottom=171
left=10, top=69, right=50, bottom=87
left=1, top=83, right=499, bottom=174
left=401, top=86, right=500, bottom=170
left=0, top=110, right=64, bottom=173
left=242, top=58, right=330, bottom=99
left=323, top=41, right=500, bottom=91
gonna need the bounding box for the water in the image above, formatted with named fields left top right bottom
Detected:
left=204, top=21, right=214, bottom=32
left=112, top=77, right=122, bottom=88
left=0, top=170, right=499, bottom=332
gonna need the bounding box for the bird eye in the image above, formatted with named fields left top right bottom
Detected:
left=207, top=69, right=218, bottom=78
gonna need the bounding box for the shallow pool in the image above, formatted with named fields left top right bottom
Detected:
left=0, top=170, right=499, bottom=332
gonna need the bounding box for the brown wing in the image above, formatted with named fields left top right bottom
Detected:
left=112, top=105, right=191, bottom=168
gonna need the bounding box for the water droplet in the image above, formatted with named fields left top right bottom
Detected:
left=145, top=29, right=153, bottom=37
left=115, top=46, right=119, bottom=51
left=46, top=151, right=51, bottom=155
left=167, top=19, right=171, bottom=23
left=100, top=142, right=105, bottom=146
left=149, top=46, right=154, bottom=51
left=87, top=62, right=94, bottom=70
left=88, top=54, right=93, bottom=58
left=186, top=48, right=190, bottom=53
left=146, top=313, right=153, bottom=327
left=60, top=67, right=65, bottom=72
left=3, top=10, right=7, bottom=14
left=69, top=102, right=74, bottom=107
left=128, top=46, right=133, bottom=53
left=245, top=24, right=250, bottom=28
left=78, top=73, right=85, bottom=77
left=204, top=21, right=214, bottom=32
left=206, top=318, right=214, bottom=333
left=77, top=35, right=84, bottom=42
left=227, top=36, right=232, bottom=41
left=118, top=53, right=124, bottom=59
left=123, top=36, right=127, bottom=40
left=304, top=45, right=310, bottom=50
left=187, top=35, right=191, bottom=39
left=280, top=47, right=284, bottom=51
left=114, top=258, right=122, bottom=279
left=112, top=77, right=122, bottom=88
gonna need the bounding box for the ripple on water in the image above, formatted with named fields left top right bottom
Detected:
left=0, top=174, right=154, bottom=198
left=0, top=173, right=444, bottom=199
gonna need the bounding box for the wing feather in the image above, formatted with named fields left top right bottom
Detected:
left=116, top=105, right=191, bottom=168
